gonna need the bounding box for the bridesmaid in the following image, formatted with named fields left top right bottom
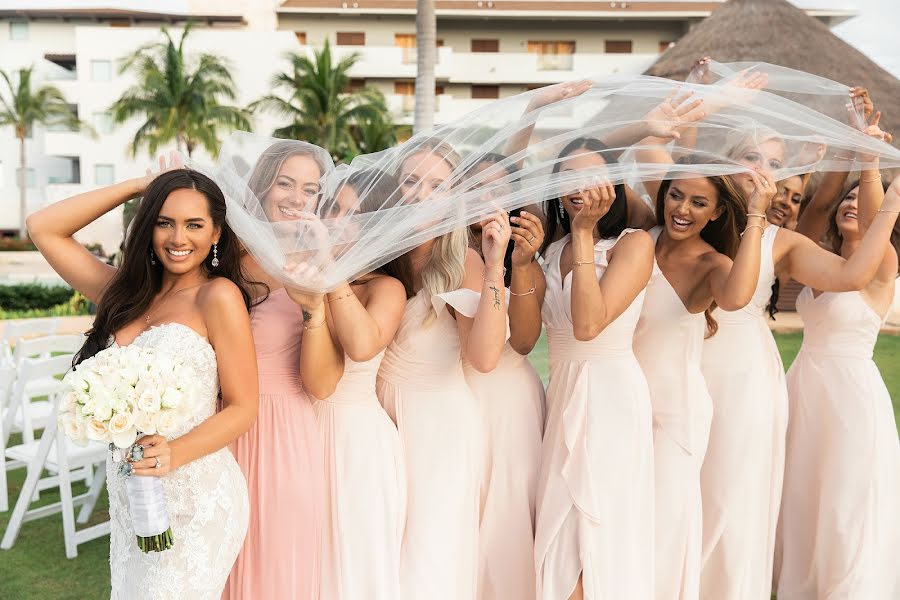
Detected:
left=464, top=155, right=547, bottom=600
left=534, top=138, right=655, bottom=600
left=778, top=134, right=900, bottom=598
left=224, top=141, right=331, bottom=600
left=632, top=158, right=774, bottom=600
left=293, top=169, right=408, bottom=600
left=375, top=139, right=511, bottom=600
left=699, top=127, right=900, bottom=600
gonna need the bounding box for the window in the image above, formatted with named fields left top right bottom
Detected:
left=435, top=85, right=445, bottom=95
left=16, top=168, right=37, bottom=189
left=471, top=39, right=499, bottom=53
left=336, top=32, right=365, bottom=46
left=659, top=40, right=673, bottom=53
left=9, top=22, right=28, bottom=41
left=295, top=31, right=307, bottom=45
left=47, top=104, right=79, bottom=132
left=91, top=60, right=112, bottom=81
left=472, top=85, right=499, bottom=100
left=95, top=164, right=115, bottom=186
left=394, top=81, right=415, bottom=96
left=345, top=78, right=366, bottom=93
left=93, top=112, right=114, bottom=135
left=395, top=34, right=416, bottom=64
left=527, top=41, right=575, bottom=71
left=604, top=40, right=633, bottom=54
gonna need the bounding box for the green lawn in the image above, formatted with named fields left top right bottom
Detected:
left=1, top=333, right=897, bottom=598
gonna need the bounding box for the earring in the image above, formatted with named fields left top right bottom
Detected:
left=211, top=243, right=219, bottom=268
left=557, top=199, right=566, bottom=221
left=149, top=250, right=156, bottom=266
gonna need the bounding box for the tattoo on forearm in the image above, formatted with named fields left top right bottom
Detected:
left=490, top=285, right=501, bottom=310
left=302, top=309, right=312, bottom=322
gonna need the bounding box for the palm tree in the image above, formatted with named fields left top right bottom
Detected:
left=0, top=66, right=85, bottom=238
left=111, top=24, right=250, bottom=158
left=252, top=40, right=392, bottom=161
left=413, top=0, right=437, bottom=133
left=353, top=116, right=407, bottom=156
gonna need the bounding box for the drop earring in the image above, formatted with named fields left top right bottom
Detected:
left=149, top=250, right=156, bottom=265
left=211, top=243, right=219, bottom=268
left=557, top=199, right=566, bottom=221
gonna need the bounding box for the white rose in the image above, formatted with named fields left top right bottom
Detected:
left=108, top=412, right=137, bottom=448
left=80, top=399, right=96, bottom=418
left=134, top=410, right=159, bottom=435
left=161, top=388, right=184, bottom=410
left=136, top=388, right=162, bottom=414
left=156, top=410, right=182, bottom=437
left=92, top=397, right=113, bottom=422
left=63, top=417, right=88, bottom=446
left=85, top=419, right=108, bottom=442
left=59, top=391, right=79, bottom=414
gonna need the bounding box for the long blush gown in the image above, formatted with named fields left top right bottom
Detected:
left=699, top=224, right=786, bottom=600
left=534, top=231, right=655, bottom=600
left=376, top=288, right=485, bottom=600
left=315, top=351, right=405, bottom=600
left=776, top=288, right=900, bottom=599
left=634, top=229, right=713, bottom=600
left=223, top=288, right=324, bottom=600
left=463, top=289, right=546, bottom=600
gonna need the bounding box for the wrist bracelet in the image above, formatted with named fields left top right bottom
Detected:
left=746, top=213, right=767, bottom=220
left=327, top=290, right=354, bottom=302
left=741, top=223, right=765, bottom=237
left=572, top=260, right=594, bottom=267
left=303, top=318, right=326, bottom=330
left=861, top=173, right=883, bottom=183
left=509, top=286, right=536, bottom=297
left=877, top=208, right=900, bottom=214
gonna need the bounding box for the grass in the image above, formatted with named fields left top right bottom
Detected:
left=1, top=333, right=897, bottom=598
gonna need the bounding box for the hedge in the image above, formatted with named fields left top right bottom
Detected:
left=0, top=238, right=37, bottom=251
left=0, top=283, right=76, bottom=311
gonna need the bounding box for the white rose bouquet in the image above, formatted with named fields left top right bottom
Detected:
left=58, top=345, right=198, bottom=552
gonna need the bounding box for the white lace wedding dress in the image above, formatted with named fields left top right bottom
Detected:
left=107, top=323, right=250, bottom=599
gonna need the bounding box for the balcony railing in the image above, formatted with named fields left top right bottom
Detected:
left=536, top=54, right=574, bottom=71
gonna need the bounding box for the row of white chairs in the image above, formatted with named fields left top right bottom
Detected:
left=0, top=319, right=109, bottom=558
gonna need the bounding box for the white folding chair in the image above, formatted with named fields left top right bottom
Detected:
left=1, top=392, right=108, bottom=558
left=1, top=318, right=59, bottom=346
left=0, top=366, right=16, bottom=512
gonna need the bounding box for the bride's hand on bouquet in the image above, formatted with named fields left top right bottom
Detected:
left=129, top=434, right=173, bottom=477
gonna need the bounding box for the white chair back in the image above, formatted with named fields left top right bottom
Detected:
left=12, top=334, right=84, bottom=367
left=2, top=318, right=60, bottom=344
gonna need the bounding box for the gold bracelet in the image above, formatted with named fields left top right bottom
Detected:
left=861, top=173, right=883, bottom=183
left=572, top=260, right=594, bottom=267
left=509, top=286, right=536, bottom=297
left=327, top=290, right=354, bottom=302
left=877, top=208, right=900, bottom=213
left=303, top=319, right=326, bottom=330
left=741, top=223, right=765, bottom=237
left=746, top=213, right=767, bottom=220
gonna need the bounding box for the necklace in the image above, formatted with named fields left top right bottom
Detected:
left=144, top=282, right=205, bottom=325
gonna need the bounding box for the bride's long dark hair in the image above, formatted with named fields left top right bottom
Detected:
left=74, top=169, right=254, bottom=365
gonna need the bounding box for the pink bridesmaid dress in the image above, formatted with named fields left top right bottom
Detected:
left=463, top=290, right=546, bottom=600
left=534, top=231, right=655, bottom=600
left=776, top=288, right=900, bottom=599
left=223, top=288, right=324, bottom=600
left=699, top=224, right=787, bottom=600
left=633, top=229, right=714, bottom=600
left=315, top=351, right=405, bottom=600
left=376, top=289, right=484, bottom=600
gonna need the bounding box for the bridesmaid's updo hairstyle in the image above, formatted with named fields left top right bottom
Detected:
left=74, top=169, right=254, bottom=366
left=540, top=137, right=628, bottom=256
left=655, top=156, right=750, bottom=338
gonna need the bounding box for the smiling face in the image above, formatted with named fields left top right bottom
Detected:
left=260, top=155, right=323, bottom=222
left=835, top=185, right=860, bottom=239
left=152, top=188, right=220, bottom=275
left=559, top=148, right=609, bottom=218
left=399, top=150, right=454, bottom=204
left=767, top=175, right=803, bottom=227
left=734, top=138, right=785, bottom=197
left=662, top=175, right=724, bottom=241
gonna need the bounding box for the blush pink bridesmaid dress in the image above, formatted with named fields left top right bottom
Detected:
left=223, top=288, right=325, bottom=600
left=776, top=288, right=900, bottom=599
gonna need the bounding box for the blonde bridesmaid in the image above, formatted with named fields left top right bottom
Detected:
left=224, top=142, right=331, bottom=600
left=464, top=155, right=547, bottom=600
left=633, top=160, right=773, bottom=600
left=376, top=140, right=511, bottom=600
left=777, top=128, right=900, bottom=600
left=534, top=138, right=655, bottom=600
left=288, top=169, right=408, bottom=600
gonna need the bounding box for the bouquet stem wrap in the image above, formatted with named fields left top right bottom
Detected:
left=124, top=474, right=173, bottom=552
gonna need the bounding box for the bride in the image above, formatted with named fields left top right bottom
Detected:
left=27, top=156, right=259, bottom=599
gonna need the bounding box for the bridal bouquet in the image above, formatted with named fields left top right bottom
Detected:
left=58, top=345, right=198, bottom=552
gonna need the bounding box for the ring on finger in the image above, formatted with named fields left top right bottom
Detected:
left=154, top=457, right=162, bottom=469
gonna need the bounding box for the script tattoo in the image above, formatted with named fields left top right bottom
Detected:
left=490, top=285, right=501, bottom=310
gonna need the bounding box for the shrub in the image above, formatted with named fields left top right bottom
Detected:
left=0, top=283, right=75, bottom=311
left=0, top=238, right=37, bottom=251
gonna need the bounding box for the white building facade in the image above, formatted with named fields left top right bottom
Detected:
left=0, top=0, right=853, bottom=248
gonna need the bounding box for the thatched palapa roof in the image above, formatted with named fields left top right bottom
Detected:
left=646, top=0, right=900, bottom=138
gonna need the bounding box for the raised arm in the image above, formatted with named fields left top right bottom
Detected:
left=132, top=279, right=258, bottom=475
left=27, top=155, right=176, bottom=302
left=457, top=215, right=511, bottom=373
left=325, top=276, right=407, bottom=363
left=569, top=185, right=654, bottom=340
left=508, top=210, right=547, bottom=355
